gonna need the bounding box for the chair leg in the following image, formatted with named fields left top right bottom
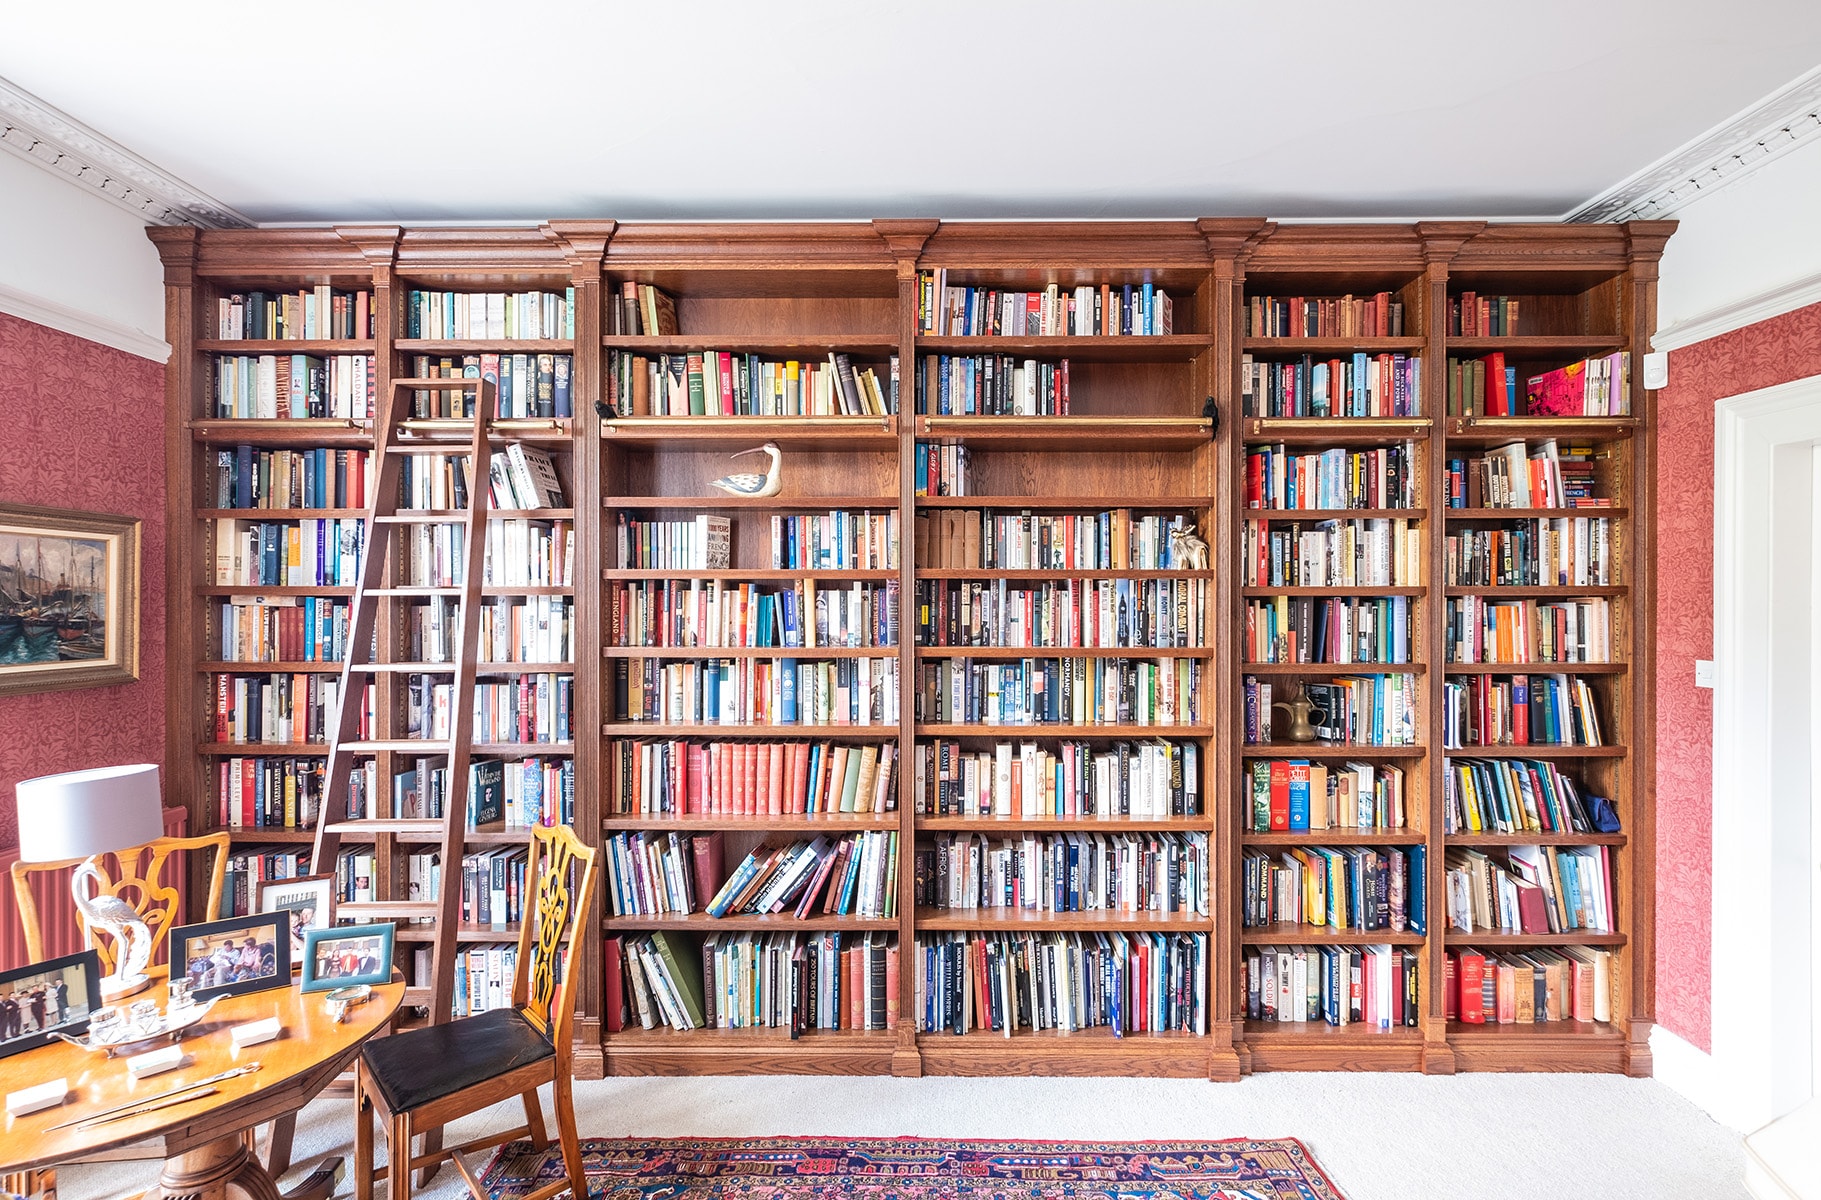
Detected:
left=415, top=1125, right=444, bottom=1189
left=390, top=1113, right=414, bottom=1200
left=554, top=1081, right=587, bottom=1200
left=522, top=1087, right=550, bottom=1151
left=266, top=1113, right=297, bottom=1177
left=354, top=1079, right=375, bottom=1200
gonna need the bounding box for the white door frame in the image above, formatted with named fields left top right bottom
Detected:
left=1711, top=373, right=1821, bottom=1132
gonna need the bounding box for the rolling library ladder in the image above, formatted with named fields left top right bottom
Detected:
left=311, top=377, right=498, bottom=1022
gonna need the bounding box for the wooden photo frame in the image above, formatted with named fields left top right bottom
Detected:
left=300, top=924, right=394, bottom=993
left=0, top=949, right=103, bottom=1059
left=255, top=874, right=336, bottom=968
left=0, top=502, right=141, bottom=697
left=172, top=913, right=291, bottom=1000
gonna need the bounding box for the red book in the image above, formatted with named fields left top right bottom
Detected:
left=603, top=936, right=626, bottom=1033
left=690, top=831, right=725, bottom=911
left=791, top=742, right=811, bottom=814
left=792, top=842, right=841, bottom=920
left=885, top=943, right=901, bottom=1030
left=1484, top=351, right=1507, bottom=416
left=241, top=758, right=256, bottom=827
left=718, top=351, right=735, bottom=415
left=685, top=743, right=706, bottom=815
left=1268, top=761, right=1291, bottom=831
left=1444, top=951, right=1458, bottom=1021
left=1515, top=881, right=1550, bottom=934
left=718, top=743, right=734, bottom=815
left=1458, top=951, right=1486, bottom=1023
left=744, top=743, right=760, bottom=814
left=1512, top=674, right=1530, bottom=746
left=768, top=742, right=785, bottom=815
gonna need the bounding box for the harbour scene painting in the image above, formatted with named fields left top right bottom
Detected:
left=0, top=503, right=140, bottom=696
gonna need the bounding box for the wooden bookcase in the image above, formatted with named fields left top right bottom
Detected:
left=151, top=218, right=1671, bottom=1080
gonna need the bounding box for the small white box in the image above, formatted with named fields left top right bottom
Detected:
left=231, top=1017, right=282, bottom=1048
left=7, top=1078, right=68, bottom=1117
left=126, top=1045, right=186, bottom=1079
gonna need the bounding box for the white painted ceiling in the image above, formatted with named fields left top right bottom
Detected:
left=6, top=0, right=1821, bottom=224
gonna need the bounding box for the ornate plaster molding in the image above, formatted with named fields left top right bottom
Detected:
left=0, top=76, right=250, bottom=229
left=1570, top=66, right=1821, bottom=223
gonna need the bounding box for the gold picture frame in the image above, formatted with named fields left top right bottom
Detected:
left=0, top=502, right=141, bottom=696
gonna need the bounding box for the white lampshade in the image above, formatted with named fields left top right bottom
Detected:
left=15, top=764, right=164, bottom=863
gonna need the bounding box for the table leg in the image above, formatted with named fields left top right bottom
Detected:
left=142, top=1137, right=343, bottom=1200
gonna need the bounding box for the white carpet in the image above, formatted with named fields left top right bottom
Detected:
left=62, top=1072, right=1746, bottom=1200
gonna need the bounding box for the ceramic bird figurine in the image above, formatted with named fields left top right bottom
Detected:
left=1169, top=523, right=1209, bottom=571
left=711, top=442, right=783, bottom=498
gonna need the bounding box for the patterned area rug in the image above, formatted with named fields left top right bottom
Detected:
left=479, top=1135, right=1348, bottom=1199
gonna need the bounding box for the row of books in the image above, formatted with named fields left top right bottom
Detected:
left=1244, top=441, right=1420, bottom=511
left=483, top=519, right=575, bottom=587
left=915, top=656, right=1202, bottom=728
left=915, top=439, right=971, bottom=498
left=1446, top=353, right=1631, bottom=418
left=473, top=595, right=573, bottom=664
left=706, top=832, right=900, bottom=920
left=217, top=758, right=325, bottom=830
left=1240, top=353, right=1421, bottom=419
left=916, top=577, right=1207, bottom=651
left=611, top=282, right=679, bottom=337
left=399, top=443, right=567, bottom=512
left=211, top=674, right=370, bottom=746
left=771, top=512, right=900, bottom=571
left=212, top=446, right=370, bottom=511
left=611, top=514, right=729, bottom=571
left=1441, top=674, right=1604, bottom=748
left=1245, top=759, right=1410, bottom=832
left=1447, top=293, right=1519, bottom=338
left=406, top=353, right=573, bottom=419
left=213, top=598, right=347, bottom=664
left=407, top=674, right=573, bottom=744
left=218, top=847, right=311, bottom=917
left=1445, top=440, right=1606, bottom=510
left=604, top=930, right=900, bottom=1034
left=606, top=351, right=894, bottom=418
left=1241, top=675, right=1421, bottom=747
left=216, top=288, right=370, bottom=341
left=447, top=944, right=521, bottom=1018
left=403, top=288, right=573, bottom=341
left=609, top=580, right=898, bottom=651
left=1444, top=517, right=1616, bottom=588
left=607, top=739, right=899, bottom=817
left=1244, top=595, right=1414, bottom=666
left=1447, top=946, right=1614, bottom=1024
left=604, top=830, right=722, bottom=917
left=1443, top=756, right=1610, bottom=836
left=384, top=847, right=526, bottom=928
left=1242, top=845, right=1425, bottom=933
left=1242, top=518, right=1423, bottom=589
left=917, top=931, right=1206, bottom=1035
left=614, top=655, right=900, bottom=727
left=1243, top=944, right=1419, bottom=1029
left=1246, top=292, right=1404, bottom=339
left=915, top=354, right=1071, bottom=416
left=914, top=738, right=1200, bottom=819
left=343, top=758, right=572, bottom=829
left=916, top=831, right=1208, bottom=916
left=1445, top=845, right=1615, bottom=935
left=917, top=272, right=1174, bottom=337
left=213, top=517, right=364, bottom=587
left=212, top=353, right=373, bottom=420
left=1444, top=597, right=1613, bottom=665
left=914, top=508, right=1200, bottom=572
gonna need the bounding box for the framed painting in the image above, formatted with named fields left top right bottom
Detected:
left=0, top=502, right=141, bottom=696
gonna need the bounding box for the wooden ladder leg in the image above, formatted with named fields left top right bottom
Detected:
left=523, top=1087, right=550, bottom=1151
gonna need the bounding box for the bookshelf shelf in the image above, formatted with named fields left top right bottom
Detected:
left=1442, top=930, right=1627, bottom=947
left=158, top=217, right=1667, bottom=1081
left=1239, top=924, right=1426, bottom=947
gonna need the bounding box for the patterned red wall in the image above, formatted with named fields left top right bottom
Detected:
left=1656, top=300, right=1821, bottom=1053
left=0, top=312, right=167, bottom=859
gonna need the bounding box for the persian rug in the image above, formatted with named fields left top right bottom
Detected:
left=478, top=1135, right=1349, bottom=1199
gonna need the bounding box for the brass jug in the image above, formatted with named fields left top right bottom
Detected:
left=1271, top=683, right=1319, bottom=743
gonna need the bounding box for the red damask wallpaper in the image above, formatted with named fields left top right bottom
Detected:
left=1657, top=300, right=1821, bottom=1052
left=0, top=312, right=167, bottom=852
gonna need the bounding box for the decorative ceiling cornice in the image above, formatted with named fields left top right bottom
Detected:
left=1569, top=66, right=1821, bottom=223
left=0, top=76, right=250, bottom=229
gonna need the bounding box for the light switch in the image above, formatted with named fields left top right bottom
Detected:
left=1695, top=659, right=1715, bottom=688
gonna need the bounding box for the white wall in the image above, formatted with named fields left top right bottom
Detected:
left=1656, top=135, right=1821, bottom=341
left=0, top=149, right=167, bottom=358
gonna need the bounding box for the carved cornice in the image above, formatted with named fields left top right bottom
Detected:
left=1569, top=66, right=1821, bottom=222
left=0, top=76, right=250, bottom=229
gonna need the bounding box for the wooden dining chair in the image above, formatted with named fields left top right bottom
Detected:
left=355, top=823, right=600, bottom=1200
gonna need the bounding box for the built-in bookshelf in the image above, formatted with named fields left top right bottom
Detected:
left=154, top=218, right=1670, bottom=1079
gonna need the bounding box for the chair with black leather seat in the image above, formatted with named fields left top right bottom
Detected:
left=354, top=823, right=599, bottom=1200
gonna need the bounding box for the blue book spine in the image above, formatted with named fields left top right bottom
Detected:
left=781, top=659, right=798, bottom=724
left=1287, top=763, right=1310, bottom=831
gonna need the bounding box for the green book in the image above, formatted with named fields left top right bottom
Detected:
left=648, top=930, right=707, bottom=1028
left=839, top=743, right=865, bottom=813
left=686, top=352, right=707, bottom=416
left=1250, top=760, right=1272, bottom=832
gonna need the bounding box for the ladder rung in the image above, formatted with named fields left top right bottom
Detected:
left=365, top=587, right=463, bottom=596
left=394, top=378, right=488, bottom=390
left=333, top=740, right=455, bottom=754
left=374, top=512, right=473, bottom=523
left=323, top=819, right=446, bottom=837
left=386, top=445, right=482, bottom=456
left=345, top=662, right=459, bottom=674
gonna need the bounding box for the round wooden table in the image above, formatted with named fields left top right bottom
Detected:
left=0, top=970, right=403, bottom=1200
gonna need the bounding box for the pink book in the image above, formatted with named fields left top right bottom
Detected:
left=1525, top=361, right=1588, bottom=417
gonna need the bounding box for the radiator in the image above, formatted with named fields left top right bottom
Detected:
left=0, top=806, right=190, bottom=972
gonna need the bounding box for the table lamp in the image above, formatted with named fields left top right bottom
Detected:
left=14, top=763, right=166, bottom=1000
